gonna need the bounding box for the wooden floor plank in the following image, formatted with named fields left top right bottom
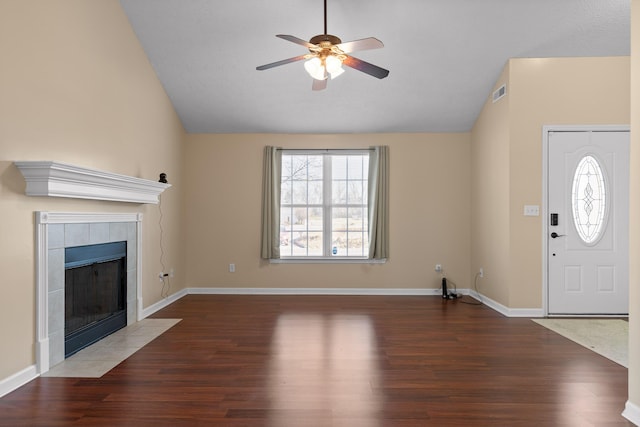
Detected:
left=0, top=295, right=632, bottom=426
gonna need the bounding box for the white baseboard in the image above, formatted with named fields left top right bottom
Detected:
left=140, top=288, right=188, bottom=319
left=36, top=337, right=49, bottom=374
left=466, top=290, right=544, bottom=318
left=183, top=287, right=543, bottom=318
left=187, top=287, right=443, bottom=296
left=0, top=365, right=37, bottom=398
left=623, top=400, right=640, bottom=425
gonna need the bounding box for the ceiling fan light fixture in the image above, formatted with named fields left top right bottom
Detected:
left=304, top=57, right=327, bottom=80
left=325, top=54, right=344, bottom=79
left=329, top=67, right=344, bottom=80
left=256, top=0, right=389, bottom=90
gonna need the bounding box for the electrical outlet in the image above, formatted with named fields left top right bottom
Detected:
left=435, top=264, right=442, bottom=273
left=169, top=268, right=175, bottom=278
left=229, top=263, right=235, bottom=273
left=479, top=267, right=484, bottom=278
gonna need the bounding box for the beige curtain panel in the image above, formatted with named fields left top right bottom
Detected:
left=260, top=146, right=281, bottom=259
left=368, top=145, right=389, bottom=259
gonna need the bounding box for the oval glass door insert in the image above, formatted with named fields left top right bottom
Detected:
left=571, top=155, right=608, bottom=244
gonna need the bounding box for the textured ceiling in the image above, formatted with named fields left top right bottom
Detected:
left=118, top=0, right=629, bottom=134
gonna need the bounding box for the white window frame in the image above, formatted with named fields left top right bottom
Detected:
left=275, top=149, right=382, bottom=263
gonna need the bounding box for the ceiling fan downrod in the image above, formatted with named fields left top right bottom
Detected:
left=311, top=0, right=340, bottom=45
left=324, top=0, right=328, bottom=35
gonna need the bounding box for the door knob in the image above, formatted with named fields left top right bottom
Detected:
left=550, top=232, right=566, bottom=238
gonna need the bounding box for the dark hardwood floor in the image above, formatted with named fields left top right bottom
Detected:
left=0, top=295, right=632, bottom=426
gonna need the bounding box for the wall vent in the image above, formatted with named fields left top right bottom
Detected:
left=492, top=84, right=507, bottom=103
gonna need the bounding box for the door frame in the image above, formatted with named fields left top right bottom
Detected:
left=541, top=124, right=630, bottom=316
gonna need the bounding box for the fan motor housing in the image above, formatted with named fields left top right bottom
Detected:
left=309, top=34, right=342, bottom=46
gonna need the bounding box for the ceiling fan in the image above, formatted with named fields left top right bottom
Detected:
left=256, top=0, right=389, bottom=91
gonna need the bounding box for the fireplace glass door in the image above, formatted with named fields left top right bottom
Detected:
left=64, top=241, right=127, bottom=357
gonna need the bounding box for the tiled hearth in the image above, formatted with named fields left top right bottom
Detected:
left=42, top=318, right=180, bottom=378
left=35, top=212, right=143, bottom=374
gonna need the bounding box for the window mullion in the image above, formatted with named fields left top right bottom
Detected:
left=305, top=156, right=310, bottom=257
left=323, top=156, right=332, bottom=257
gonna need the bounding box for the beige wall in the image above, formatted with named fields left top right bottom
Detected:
left=628, top=0, right=640, bottom=413
left=184, top=133, right=471, bottom=291
left=0, top=0, right=186, bottom=380
left=509, top=56, right=630, bottom=309
left=470, top=64, right=511, bottom=304
left=471, top=56, right=630, bottom=309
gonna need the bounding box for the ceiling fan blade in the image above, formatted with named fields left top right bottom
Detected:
left=312, top=78, right=327, bottom=91
left=336, top=37, right=384, bottom=53
left=276, top=34, right=316, bottom=49
left=342, top=55, right=389, bottom=79
left=256, top=55, right=308, bottom=71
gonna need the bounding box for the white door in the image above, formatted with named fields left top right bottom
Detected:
left=547, top=130, right=629, bottom=315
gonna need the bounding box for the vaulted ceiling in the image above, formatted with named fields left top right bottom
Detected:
left=119, top=0, right=630, bottom=134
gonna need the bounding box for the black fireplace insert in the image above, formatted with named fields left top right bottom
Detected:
left=64, top=241, right=127, bottom=357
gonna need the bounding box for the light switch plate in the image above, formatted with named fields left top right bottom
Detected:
left=524, top=205, right=540, bottom=216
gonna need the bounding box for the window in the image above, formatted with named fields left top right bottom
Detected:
left=261, top=146, right=388, bottom=261
left=279, top=151, right=369, bottom=258
left=571, top=154, right=608, bottom=245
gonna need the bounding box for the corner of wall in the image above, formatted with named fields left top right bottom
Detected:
left=470, top=61, right=512, bottom=308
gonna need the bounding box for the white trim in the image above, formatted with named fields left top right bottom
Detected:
left=136, top=215, right=144, bottom=321
left=622, top=401, right=640, bottom=425
left=35, top=216, right=50, bottom=374
left=186, top=287, right=441, bottom=296
left=14, top=161, right=170, bottom=204
left=541, top=125, right=630, bottom=316
left=140, top=288, right=188, bottom=319
left=37, top=211, right=142, bottom=224
left=140, top=288, right=444, bottom=320
left=281, top=148, right=374, bottom=155
left=467, top=289, right=544, bottom=318
left=271, top=258, right=386, bottom=264
left=0, top=365, right=37, bottom=398
left=144, top=287, right=544, bottom=318
left=542, top=125, right=630, bottom=133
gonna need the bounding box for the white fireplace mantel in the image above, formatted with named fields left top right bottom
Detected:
left=14, top=161, right=171, bottom=204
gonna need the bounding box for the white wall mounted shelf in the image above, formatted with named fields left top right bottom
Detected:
left=14, top=161, right=170, bottom=204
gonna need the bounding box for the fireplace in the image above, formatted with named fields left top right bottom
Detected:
left=35, top=212, right=142, bottom=373
left=64, top=241, right=127, bottom=357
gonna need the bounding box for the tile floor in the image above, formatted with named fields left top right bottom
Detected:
left=42, top=318, right=181, bottom=378
left=532, top=318, right=628, bottom=367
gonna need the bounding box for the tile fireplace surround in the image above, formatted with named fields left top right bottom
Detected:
left=35, top=212, right=143, bottom=374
